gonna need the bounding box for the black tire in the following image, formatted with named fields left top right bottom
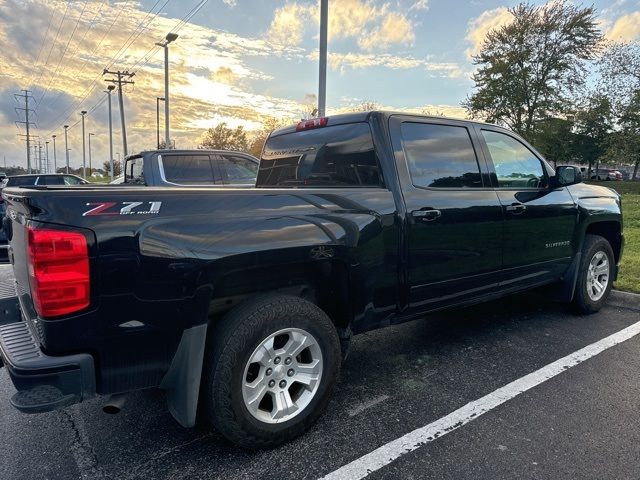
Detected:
left=572, top=234, right=615, bottom=314
left=202, top=294, right=341, bottom=448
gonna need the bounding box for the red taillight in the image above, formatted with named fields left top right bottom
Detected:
left=296, top=117, right=328, bottom=132
left=27, top=227, right=90, bottom=318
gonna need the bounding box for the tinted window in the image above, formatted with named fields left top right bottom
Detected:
left=401, top=123, right=482, bottom=188
left=125, top=157, right=144, bottom=184
left=258, top=123, right=382, bottom=187
left=218, top=155, right=258, bottom=184
left=162, top=155, right=223, bottom=185
left=481, top=130, right=546, bottom=188
left=38, top=176, right=65, bottom=186
left=6, top=176, right=37, bottom=186
left=64, top=175, right=83, bottom=185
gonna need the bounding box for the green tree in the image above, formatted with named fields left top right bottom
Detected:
left=573, top=94, right=613, bottom=177
left=248, top=117, right=291, bottom=158
left=102, top=160, right=122, bottom=178
left=464, top=1, right=602, bottom=140
left=530, top=117, right=577, bottom=169
left=198, top=123, right=249, bottom=151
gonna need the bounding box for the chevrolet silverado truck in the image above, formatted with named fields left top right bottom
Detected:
left=0, top=112, right=623, bottom=448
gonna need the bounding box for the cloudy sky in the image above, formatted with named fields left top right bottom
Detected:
left=0, top=0, right=639, bottom=170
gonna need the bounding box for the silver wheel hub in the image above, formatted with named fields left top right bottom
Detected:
left=241, top=327, right=323, bottom=424
left=586, top=250, right=609, bottom=302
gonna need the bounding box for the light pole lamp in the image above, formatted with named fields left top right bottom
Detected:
left=156, top=97, right=165, bottom=149
left=52, top=135, right=57, bottom=173
left=88, top=133, right=95, bottom=177
left=155, top=32, right=178, bottom=150
left=80, top=110, right=87, bottom=179
left=105, top=85, right=115, bottom=180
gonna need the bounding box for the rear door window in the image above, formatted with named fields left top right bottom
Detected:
left=217, top=154, right=258, bottom=184
left=400, top=123, right=483, bottom=188
left=161, top=155, right=224, bottom=185
left=258, top=122, right=382, bottom=187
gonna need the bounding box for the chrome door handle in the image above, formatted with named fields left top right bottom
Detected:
left=412, top=209, right=441, bottom=221
left=505, top=203, right=526, bottom=214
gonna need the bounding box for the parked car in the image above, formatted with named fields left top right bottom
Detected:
left=591, top=168, right=622, bottom=181
left=2, top=173, right=89, bottom=187
left=0, top=174, right=88, bottom=262
left=0, top=112, right=623, bottom=448
left=116, top=149, right=259, bottom=187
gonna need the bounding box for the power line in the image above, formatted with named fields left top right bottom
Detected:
left=36, top=0, right=91, bottom=108
left=28, top=6, right=56, bottom=87
left=42, top=0, right=210, bottom=140
left=31, top=0, right=72, bottom=94
left=38, top=0, right=114, bottom=114
left=42, top=0, right=172, bottom=136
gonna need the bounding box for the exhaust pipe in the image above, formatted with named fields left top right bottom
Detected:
left=102, top=393, right=127, bottom=414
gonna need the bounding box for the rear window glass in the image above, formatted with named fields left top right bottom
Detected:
left=6, top=176, right=37, bottom=186
left=258, top=122, right=382, bottom=187
left=162, top=155, right=224, bottom=185
left=125, top=157, right=145, bottom=184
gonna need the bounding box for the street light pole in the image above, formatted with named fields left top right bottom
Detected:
left=80, top=110, right=87, bottom=179
left=52, top=135, right=57, bottom=173
left=45, top=141, right=49, bottom=174
left=88, top=133, right=95, bottom=177
left=318, top=0, right=328, bottom=117
left=105, top=85, right=115, bottom=180
left=64, top=125, right=70, bottom=173
left=156, top=97, right=165, bottom=149
left=156, top=33, right=178, bottom=150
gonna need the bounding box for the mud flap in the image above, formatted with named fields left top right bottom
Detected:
left=160, top=324, right=207, bottom=427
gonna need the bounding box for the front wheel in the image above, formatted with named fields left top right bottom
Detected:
left=202, top=294, right=341, bottom=448
left=572, top=234, right=615, bottom=314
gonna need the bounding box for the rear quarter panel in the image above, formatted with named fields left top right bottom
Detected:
left=3, top=186, right=398, bottom=392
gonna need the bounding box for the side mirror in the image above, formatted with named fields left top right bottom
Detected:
left=551, top=166, right=582, bottom=188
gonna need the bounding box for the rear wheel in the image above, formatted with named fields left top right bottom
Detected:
left=202, top=294, right=341, bottom=448
left=572, top=235, right=614, bottom=314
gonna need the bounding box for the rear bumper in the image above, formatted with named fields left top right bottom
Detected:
left=0, top=265, right=95, bottom=413
left=0, top=320, right=96, bottom=413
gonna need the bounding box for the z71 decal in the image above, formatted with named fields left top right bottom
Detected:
left=83, top=201, right=162, bottom=216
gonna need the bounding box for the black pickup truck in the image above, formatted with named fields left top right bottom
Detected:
left=0, top=112, right=623, bottom=448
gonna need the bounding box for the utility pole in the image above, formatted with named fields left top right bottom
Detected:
left=80, top=110, right=87, bottom=179
left=14, top=90, right=36, bottom=173
left=318, top=0, right=328, bottom=117
left=156, top=97, right=165, bottom=149
left=45, top=141, right=49, bottom=174
left=156, top=33, right=178, bottom=150
left=88, top=133, right=94, bottom=177
left=52, top=135, right=57, bottom=173
left=103, top=70, right=135, bottom=156
left=38, top=142, right=43, bottom=173
left=105, top=85, right=115, bottom=180
left=64, top=125, right=70, bottom=174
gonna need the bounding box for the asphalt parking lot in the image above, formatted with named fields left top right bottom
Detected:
left=1, top=279, right=640, bottom=480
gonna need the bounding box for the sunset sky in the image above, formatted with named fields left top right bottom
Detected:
left=1, top=0, right=639, bottom=170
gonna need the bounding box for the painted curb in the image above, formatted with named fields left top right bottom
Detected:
left=610, top=289, right=640, bottom=310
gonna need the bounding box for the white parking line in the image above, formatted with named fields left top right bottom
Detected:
left=321, top=320, right=640, bottom=480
